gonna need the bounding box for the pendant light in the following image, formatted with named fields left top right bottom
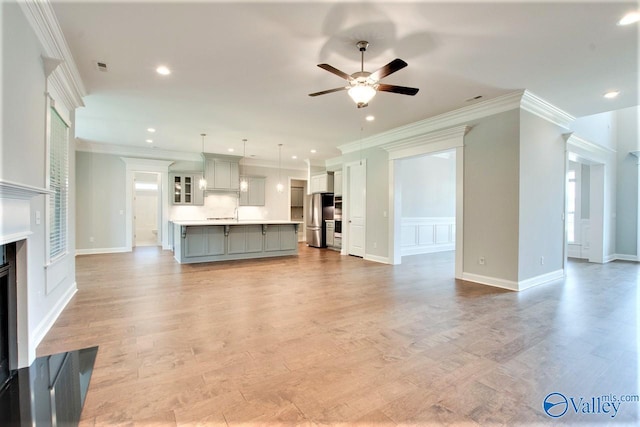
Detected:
left=240, top=139, right=248, bottom=192
left=276, top=143, right=284, bottom=193
left=199, top=133, right=207, bottom=190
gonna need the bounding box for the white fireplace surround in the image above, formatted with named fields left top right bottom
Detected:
left=1, top=180, right=53, bottom=368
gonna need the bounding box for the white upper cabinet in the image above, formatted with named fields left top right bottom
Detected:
left=203, top=154, right=241, bottom=191
left=310, top=172, right=334, bottom=193
left=333, top=170, right=343, bottom=196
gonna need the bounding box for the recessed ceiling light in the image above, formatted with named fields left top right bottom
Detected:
left=604, top=90, right=620, bottom=99
left=310, top=149, right=317, bottom=153
left=156, top=65, right=171, bottom=75
left=228, top=148, right=234, bottom=152
left=291, top=155, right=297, bottom=160
left=146, top=139, right=153, bottom=143
left=618, top=11, right=639, bottom=26
left=147, top=128, right=156, bottom=133
left=365, top=115, right=375, bottom=121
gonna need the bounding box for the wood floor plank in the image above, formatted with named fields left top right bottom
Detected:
left=36, top=247, right=639, bottom=426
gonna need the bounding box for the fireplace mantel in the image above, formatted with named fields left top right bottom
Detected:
left=0, top=180, right=53, bottom=200
left=1, top=179, right=53, bottom=246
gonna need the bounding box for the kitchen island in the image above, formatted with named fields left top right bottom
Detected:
left=171, top=220, right=300, bottom=264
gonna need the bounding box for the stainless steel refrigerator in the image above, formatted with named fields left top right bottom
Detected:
left=306, top=193, right=334, bottom=247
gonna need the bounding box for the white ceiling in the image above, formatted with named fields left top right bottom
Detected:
left=51, top=0, right=638, bottom=167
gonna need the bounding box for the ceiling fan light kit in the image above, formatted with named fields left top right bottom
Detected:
left=309, top=40, right=419, bottom=108
left=348, top=85, right=376, bottom=108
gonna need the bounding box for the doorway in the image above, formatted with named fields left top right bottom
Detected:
left=398, top=150, right=456, bottom=259
left=565, top=134, right=607, bottom=265
left=289, top=179, right=307, bottom=242
left=566, top=161, right=591, bottom=259
left=134, top=172, right=161, bottom=247
left=387, top=125, right=467, bottom=277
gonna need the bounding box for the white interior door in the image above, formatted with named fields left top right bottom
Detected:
left=348, top=161, right=366, bottom=257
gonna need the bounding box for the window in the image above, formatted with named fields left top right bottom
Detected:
left=49, top=107, right=69, bottom=260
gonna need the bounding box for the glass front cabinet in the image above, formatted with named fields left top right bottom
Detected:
left=171, top=173, right=204, bottom=205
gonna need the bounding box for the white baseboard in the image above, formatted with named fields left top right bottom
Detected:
left=462, top=269, right=564, bottom=292
left=518, top=269, right=564, bottom=291
left=461, top=272, right=518, bottom=291
left=31, top=281, right=77, bottom=350
left=364, top=254, right=391, bottom=264
left=76, top=246, right=129, bottom=255
left=603, top=253, right=618, bottom=263
left=612, top=254, right=639, bottom=262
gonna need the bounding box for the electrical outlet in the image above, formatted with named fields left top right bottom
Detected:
left=540, top=256, right=544, bottom=265
left=89, top=237, right=94, bottom=243
left=479, top=256, right=485, bottom=265
left=373, top=242, right=377, bottom=249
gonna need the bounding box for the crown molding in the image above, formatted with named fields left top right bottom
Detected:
left=339, top=91, right=524, bottom=155
left=339, top=90, right=575, bottom=155
left=76, top=139, right=202, bottom=162
left=521, top=91, right=574, bottom=129
left=75, top=140, right=307, bottom=170
left=19, top=0, right=86, bottom=108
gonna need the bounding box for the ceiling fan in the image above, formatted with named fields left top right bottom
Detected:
left=309, top=41, right=419, bottom=108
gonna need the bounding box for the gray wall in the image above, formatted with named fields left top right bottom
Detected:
left=463, top=110, right=521, bottom=281
left=76, top=152, right=127, bottom=250
left=518, top=111, right=566, bottom=280
left=400, top=152, right=455, bottom=218
left=615, top=106, right=639, bottom=256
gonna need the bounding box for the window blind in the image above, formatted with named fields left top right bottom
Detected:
left=49, top=107, right=69, bottom=259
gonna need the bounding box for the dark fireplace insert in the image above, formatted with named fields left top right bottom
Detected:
left=0, top=242, right=17, bottom=391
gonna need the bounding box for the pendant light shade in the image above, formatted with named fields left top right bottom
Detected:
left=199, top=134, right=207, bottom=190
left=240, top=139, right=248, bottom=192
left=276, top=143, right=284, bottom=193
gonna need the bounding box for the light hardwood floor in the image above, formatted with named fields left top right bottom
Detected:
left=37, top=246, right=639, bottom=426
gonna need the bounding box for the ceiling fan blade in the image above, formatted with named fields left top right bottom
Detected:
left=370, top=58, right=408, bottom=81
left=308, top=87, right=347, bottom=97
left=377, top=83, right=419, bottom=96
left=317, top=64, right=352, bottom=81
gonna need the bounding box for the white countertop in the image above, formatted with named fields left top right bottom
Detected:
left=171, top=219, right=302, bottom=226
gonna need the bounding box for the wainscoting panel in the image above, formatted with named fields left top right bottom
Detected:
left=401, top=217, right=455, bottom=256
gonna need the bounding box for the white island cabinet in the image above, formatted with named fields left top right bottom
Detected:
left=172, top=220, right=300, bottom=264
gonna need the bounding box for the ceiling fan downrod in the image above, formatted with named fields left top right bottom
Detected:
left=357, top=40, right=369, bottom=73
